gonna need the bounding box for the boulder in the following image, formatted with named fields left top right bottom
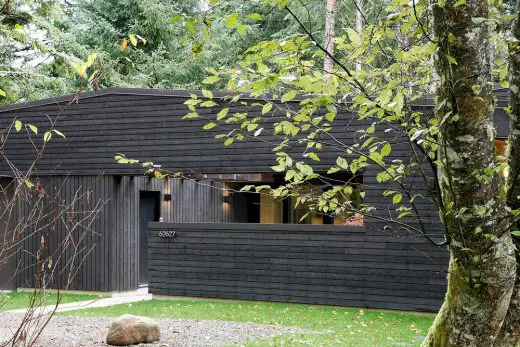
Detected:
left=106, top=314, right=160, bottom=346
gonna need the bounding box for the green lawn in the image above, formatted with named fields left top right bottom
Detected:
left=60, top=299, right=435, bottom=346
left=0, top=291, right=102, bottom=311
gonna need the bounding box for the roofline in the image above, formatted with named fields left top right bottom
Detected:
left=0, top=86, right=511, bottom=114
left=0, top=88, right=197, bottom=113
left=0, top=87, right=439, bottom=113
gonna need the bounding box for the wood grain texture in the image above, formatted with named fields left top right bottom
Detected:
left=148, top=222, right=448, bottom=312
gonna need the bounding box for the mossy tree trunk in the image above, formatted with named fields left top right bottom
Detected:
left=423, top=0, right=517, bottom=345
left=495, top=3, right=520, bottom=345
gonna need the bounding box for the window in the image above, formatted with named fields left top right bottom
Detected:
left=230, top=172, right=364, bottom=226
left=495, top=139, right=508, bottom=156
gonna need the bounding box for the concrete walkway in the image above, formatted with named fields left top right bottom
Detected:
left=7, top=287, right=152, bottom=315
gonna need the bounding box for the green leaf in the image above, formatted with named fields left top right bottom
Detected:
left=27, top=124, right=38, bottom=134
left=171, top=15, right=184, bottom=24
left=183, top=112, right=200, bottom=120
left=128, top=34, right=138, bottom=46
left=453, top=0, right=466, bottom=7
left=378, top=89, right=392, bottom=106
left=185, top=18, right=196, bottom=33
left=247, top=123, right=258, bottom=132
left=392, top=193, right=403, bottom=205
left=248, top=13, right=262, bottom=21
left=336, top=157, right=348, bottom=169
left=0, top=89, right=6, bottom=97
left=281, top=90, right=297, bottom=103
left=44, top=131, right=52, bottom=143
left=271, top=164, right=285, bottom=172
left=512, top=231, right=520, bottom=237
left=202, top=76, right=220, bottom=84
left=52, top=129, right=66, bottom=138
left=202, top=89, right=213, bottom=99
left=203, top=122, right=217, bottom=130
left=307, top=152, right=320, bottom=161
left=224, top=13, right=239, bottom=29
left=216, top=108, right=229, bottom=120
left=237, top=24, right=246, bottom=35
left=15, top=120, right=22, bottom=132
left=192, top=42, right=203, bottom=54
left=447, top=55, right=457, bottom=65
left=224, top=138, right=234, bottom=146
left=24, top=180, right=34, bottom=189
left=369, top=152, right=383, bottom=165
left=327, top=167, right=341, bottom=174
left=200, top=101, right=217, bottom=107
left=381, top=143, right=391, bottom=157
left=262, top=102, right=273, bottom=114
left=347, top=28, right=361, bottom=45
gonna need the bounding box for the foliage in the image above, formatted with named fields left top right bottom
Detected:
left=51, top=0, right=292, bottom=89
left=60, top=299, right=434, bottom=346
left=0, top=0, right=105, bottom=104
left=181, top=0, right=440, bottom=234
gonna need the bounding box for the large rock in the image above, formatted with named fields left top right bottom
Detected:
left=106, top=314, right=160, bottom=346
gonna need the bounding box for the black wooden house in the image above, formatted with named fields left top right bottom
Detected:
left=0, top=88, right=510, bottom=311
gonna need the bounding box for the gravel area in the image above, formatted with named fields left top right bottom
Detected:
left=0, top=313, right=306, bottom=346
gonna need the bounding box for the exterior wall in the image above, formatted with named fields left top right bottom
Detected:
left=15, top=175, right=112, bottom=291
left=0, top=178, right=15, bottom=290
left=0, top=89, right=454, bottom=301
left=14, top=175, right=229, bottom=292
left=148, top=223, right=449, bottom=312
left=110, top=176, right=229, bottom=292
left=0, top=89, right=374, bottom=176
left=170, top=179, right=230, bottom=223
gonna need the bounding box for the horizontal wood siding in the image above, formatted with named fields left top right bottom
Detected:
left=148, top=223, right=449, bottom=312
left=0, top=89, right=423, bottom=176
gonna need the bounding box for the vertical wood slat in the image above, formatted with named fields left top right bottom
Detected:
left=12, top=175, right=114, bottom=291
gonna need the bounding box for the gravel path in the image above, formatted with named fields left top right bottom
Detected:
left=0, top=313, right=306, bottom=346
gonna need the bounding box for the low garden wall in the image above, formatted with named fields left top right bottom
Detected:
left=148, top=223, right=448, bottom=312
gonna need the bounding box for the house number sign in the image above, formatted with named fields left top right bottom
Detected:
left=158, top=230, right=176, bottom=238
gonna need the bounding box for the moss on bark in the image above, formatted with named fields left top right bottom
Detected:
left=425, top=0, right=518, bottom=345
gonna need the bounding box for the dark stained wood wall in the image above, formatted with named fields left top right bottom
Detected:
left=110, top=176, right=229, bottom=291
left=13, top=175, right=231, bottom=292
left=148, top=223, right=449, bottom=312
left=0, top=88, right=454, bottom=300
left=0, top=178, right=16, bottom=290
left=0, top=88, right=441, bottom=176
left=15, top=175, right=112, bottom=291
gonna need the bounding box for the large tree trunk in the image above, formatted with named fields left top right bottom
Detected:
left=423, top=0, right=517, bottom=345
left=495, top=3, right=520, bottom=345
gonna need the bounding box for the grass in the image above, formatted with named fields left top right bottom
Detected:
left=0, top=291, right=103, bottom=311
left=60, top=299, right=436, bottom=346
